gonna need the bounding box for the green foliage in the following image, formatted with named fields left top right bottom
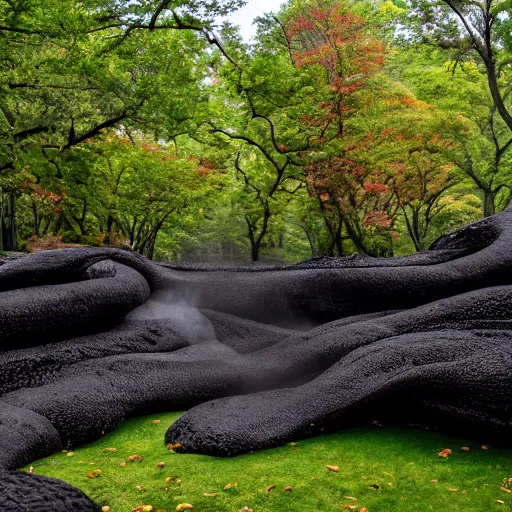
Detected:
left=393, top=45, right=512, bottom=217
left=1, top=0, right=510, bottom=259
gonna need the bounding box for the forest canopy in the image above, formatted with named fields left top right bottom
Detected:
left=1, top=0, right=511, bottom=263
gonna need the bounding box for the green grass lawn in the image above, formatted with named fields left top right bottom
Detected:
left=23, top=412, right=512, bottom=512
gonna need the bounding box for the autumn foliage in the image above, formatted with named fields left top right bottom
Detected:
left=286, top=2, right=394, bottom=253
left=286, top=5, right=385, bottom=85
left=284, top=2, right=461, bottom=255
left=286, top=3, right=385, bottom=137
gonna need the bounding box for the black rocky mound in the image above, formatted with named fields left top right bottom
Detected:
left=0, top=211, right=511, bottom=510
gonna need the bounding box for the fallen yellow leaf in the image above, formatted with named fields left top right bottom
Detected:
left=176, top=504, right=194, bottom=511
left=266, top=484, right=276, bottom=496
left=438, top=449, right=452, bottom=458
left=326, top=465, right=339, bottom=473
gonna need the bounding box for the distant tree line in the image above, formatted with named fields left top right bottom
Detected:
left=1, top=0, right=511, bottom=262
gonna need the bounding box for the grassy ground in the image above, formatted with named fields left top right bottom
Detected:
left=23, top=412, right=511, bottom=512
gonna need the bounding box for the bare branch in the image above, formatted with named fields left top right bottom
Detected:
left=0, top=25, right=41, bottom=35
left=14, top=125, right=49, bottom=142
left=149, top=1, right=170, bottom=30
left=63, top=111, right=128, bottom=149
left=208, top=122, right=283, bottom=172
left=8, top=83, right=98, bottom=91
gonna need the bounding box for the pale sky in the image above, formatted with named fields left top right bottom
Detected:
left=225, top=0, right=285, bottom=41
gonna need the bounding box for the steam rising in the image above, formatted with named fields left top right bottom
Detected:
left=126, top=289, right=217, bottom=344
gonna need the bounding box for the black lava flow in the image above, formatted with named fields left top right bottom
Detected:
left=0, top=211, right=511, bottom=511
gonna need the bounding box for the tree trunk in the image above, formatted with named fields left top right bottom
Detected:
left=485, top=59, right=512, bottom=133
left=343, top=217, right=367, bottom=254
left=79, top=199, right=87, bottom=235
left=1, top=191, right=18, bottom=251
left=245, top=207, right=270, bottom=263
left=403, top=208, right=421, bottom=253
left=301, top=226, right=316, bottom=257
left=317, top=197, right=336, bottom=256
left=31, top=198, right=40, bottom=237
left=250, top=241, right=260, bottom=262
left=483, top=189, right=495, bottom=217
left=144, top=217, right=169, bottom=260
left=246, top=222, right=261, bottom=262
left=412, top=209, right=424, bottom=251
left=129, top=218, right=137, bottom=246
left=145, top=236, right=156, bottom=260
left=106, top=214, right=114, bottom=235
left=334, top=212, right=343, bottom=256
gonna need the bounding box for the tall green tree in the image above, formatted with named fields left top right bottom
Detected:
left=393, top=46, right=512, bottom=215
left=408, top=0, right=512, bottom=132
left=0, top=0, right=241, bottom=250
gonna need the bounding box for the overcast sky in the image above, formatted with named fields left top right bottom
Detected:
left=224, top=0, right=285, bottom=41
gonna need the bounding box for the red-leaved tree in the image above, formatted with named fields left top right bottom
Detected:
left=286, top=2, right=385, bottom=138
left=286, top=1, right=390, bottom=255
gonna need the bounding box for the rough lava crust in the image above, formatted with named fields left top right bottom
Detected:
left=0, top=210, right=511, bottom=510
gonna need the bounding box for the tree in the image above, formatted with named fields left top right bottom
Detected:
left=409, top=0, right=512, bottom=132
left=0, top=0, right=242, bottom=251
left=286, top=1, right=386, bottom=139
left=81, top=133, right=214, bottom=259
left=393, top=45, right=512, bottom=215
left=284, top=1, right=398, bottom=255
left=392, top=152, right=456, bottom=251
left=187, top=23, right=310, bottom=262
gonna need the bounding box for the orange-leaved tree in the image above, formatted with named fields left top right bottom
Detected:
left=304, top=147, right=397, bottom=256
left=286, top=1, right=385, bottom=139
left=285, top=1, right=390, bottom=255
